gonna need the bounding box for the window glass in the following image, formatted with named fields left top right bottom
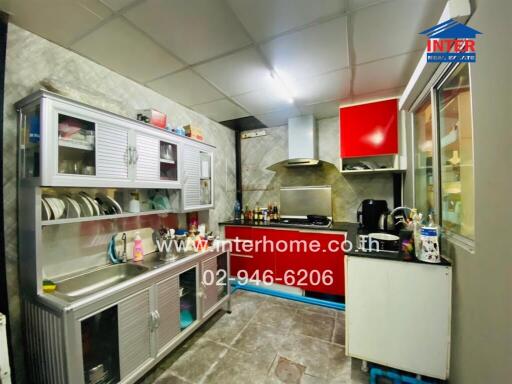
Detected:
left=414, top=97, right=434, bottom=216
left=437, top=64, right=474, bottom=239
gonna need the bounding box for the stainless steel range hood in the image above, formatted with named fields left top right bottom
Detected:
left=268, top=115, right=324, bottom=169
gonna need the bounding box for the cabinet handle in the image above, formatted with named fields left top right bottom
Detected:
left=150, top=311, right=160, bottom=331
left=154, top=310, right=160, bottom=329
left=133, top=147, right=139, bottom=164
left=125, top=147, right=132, bottom=165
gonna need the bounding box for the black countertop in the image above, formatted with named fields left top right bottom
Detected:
left=220, top=220, right=451, bottom=266
left=219, top=219, right=357, bottom=232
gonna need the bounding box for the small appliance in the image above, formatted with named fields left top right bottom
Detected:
left=357, top=199, right=389, bottom=231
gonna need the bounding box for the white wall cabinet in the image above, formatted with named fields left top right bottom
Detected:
left=17, top=91, right=216, bottom=210
left=345, top=256, right=452, bottom=379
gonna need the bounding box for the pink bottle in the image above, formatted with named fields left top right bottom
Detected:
left=132, top=231, right=144, bottom=262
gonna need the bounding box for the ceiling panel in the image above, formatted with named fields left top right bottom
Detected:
left=255, top=106, right=302, bottom=127
left=124, top=0, right=252, bottom=64
left=147, top=69, right=224, bottom=106
left=352, top=0, right=446, bottom=64
left=227, top=0, right=345, bottom=42
left=261, top=16, right=349, bottom=80
left=72, top=18, right=184, bottom=83
left=353, top=51, right=418, bottom=95
left=99, top=0, right=137, bottom=11
left=232, top=87, right=296, bottom=115
left=194, top=48, right=275, bottom=96
left=294, top=68, right=350, bottom=105
left=191, top=99, right=249, bottom=122
left=348, top=0, right=389, bottom=11
left=0, top=0, right=111, bottom=46
left=300, top=100, right=341, bottom=119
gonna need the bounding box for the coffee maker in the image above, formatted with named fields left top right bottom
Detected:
left=357, top=199, right=389, bottom=232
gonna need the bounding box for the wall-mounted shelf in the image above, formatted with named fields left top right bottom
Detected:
left=41, top=209, right=177, bottom=226
left=340, top=167, right=405, bottom=175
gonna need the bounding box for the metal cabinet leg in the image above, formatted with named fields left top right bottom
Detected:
left=225, top=296, right=232, bottom=314
left=361, top=360, right=368, bottom=373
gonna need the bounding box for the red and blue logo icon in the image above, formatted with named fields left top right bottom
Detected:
left=420, top=19, right=482, bottom=63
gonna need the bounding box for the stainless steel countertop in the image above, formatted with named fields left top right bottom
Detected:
left=38, top=246, right=226, bottom=312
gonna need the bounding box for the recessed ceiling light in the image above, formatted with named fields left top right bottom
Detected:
left=270, top=71, right=294, bottom=103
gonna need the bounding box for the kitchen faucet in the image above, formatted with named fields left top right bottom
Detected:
left=121, top=233, right=127, bottom=263
left=107, top=232, right=128, bottom=264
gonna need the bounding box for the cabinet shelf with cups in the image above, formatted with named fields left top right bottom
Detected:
left=16, top=90, right=215, bottom=212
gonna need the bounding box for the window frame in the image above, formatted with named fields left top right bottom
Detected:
left=410, top=62, right=476, bottom=251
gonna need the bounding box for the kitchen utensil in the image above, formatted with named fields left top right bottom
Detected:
left=41, top=199, right=51, bottom=220
left=80, top=192, right=100, bottom=216
left=152, top=194, right=171, bottom=210
left=83, top=166, right=95, bottom=175
left=63, top=196, right=81, bottom=218
left=75, top=194, right=93, bottom=217
left=368, top=232, right=400, bottom=252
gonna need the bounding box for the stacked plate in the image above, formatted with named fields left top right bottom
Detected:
left=41, top=192, right=123, bottom=221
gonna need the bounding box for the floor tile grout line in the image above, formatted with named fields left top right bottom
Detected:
left=196, top=295, right=266, bottom=383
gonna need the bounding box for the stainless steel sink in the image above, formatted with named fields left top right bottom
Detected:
left=136, top=250, right=200, bottom=270
left=53, top=263, right=149, bottom=300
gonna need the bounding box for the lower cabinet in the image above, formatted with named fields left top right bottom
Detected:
left=201, top=252, right=229, bottom=315
left=76, top=251, right=229, bottom=384
left=225, top=225, right=345, bottom=296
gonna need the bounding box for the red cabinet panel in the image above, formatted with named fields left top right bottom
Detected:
left=274, top=229, right=345, bottom=296
left=252, top=228, right=278, bottom=278
left=225, top=226, right=345, bottom=296
left=340, top=98, right=398, bottom=158
left=225, top=226, right=255, bottom=278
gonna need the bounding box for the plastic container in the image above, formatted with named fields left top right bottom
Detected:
left=132, top=231, right=144, bottom=262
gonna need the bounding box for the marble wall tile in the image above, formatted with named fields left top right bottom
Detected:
left=3, top=24, right=235, bottom=381
left=241, top=118, right=394, bottom=221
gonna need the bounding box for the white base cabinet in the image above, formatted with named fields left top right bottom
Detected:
left=345, top=256, right=452, bottom=380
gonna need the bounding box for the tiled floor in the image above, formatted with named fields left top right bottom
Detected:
left=139, top=290, right=369, bottom=384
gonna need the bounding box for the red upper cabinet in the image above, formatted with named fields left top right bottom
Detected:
left=340, top=98, right=398, bottom=158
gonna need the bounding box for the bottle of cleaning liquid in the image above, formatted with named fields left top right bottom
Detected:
left=132, top=231, right=144, bottom=262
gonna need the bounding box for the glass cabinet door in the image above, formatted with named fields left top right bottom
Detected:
left=179, top=267, right=197, bottom=331
left=413, top=96, right=434, bottom=216
left=81, top=306, right=120, bottom=384
left=159, top=141, right=178, bottom=182
left=58, top=114, right=96, bottom=176
left=19, top=103, right=41, bottom=178
left=437, top=64, right=474, bottom=239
